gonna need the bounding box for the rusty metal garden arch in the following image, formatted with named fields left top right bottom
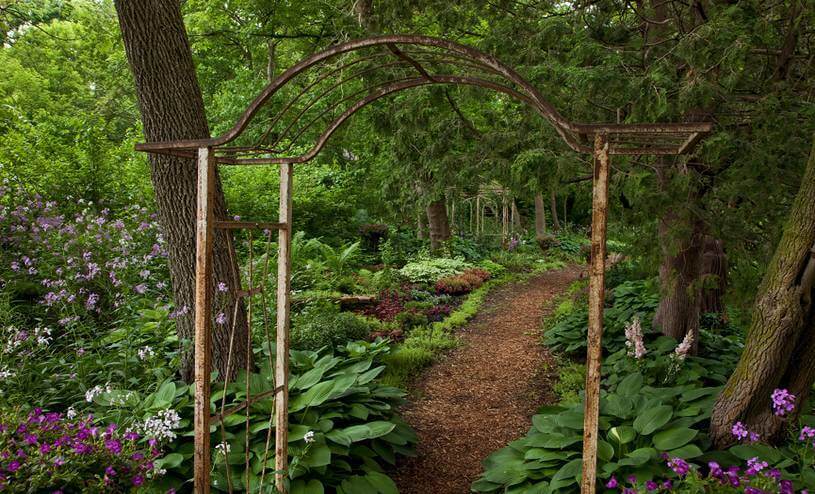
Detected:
left=137, top=35, right=711, bottom=494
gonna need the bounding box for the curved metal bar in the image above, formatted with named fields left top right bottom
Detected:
left=137, top=35, right=578, bottom=152
left=258, top=53, right=500, bottom=151
left=217, top=75, right=591, bottom=165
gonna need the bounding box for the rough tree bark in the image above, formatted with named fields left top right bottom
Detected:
left=652, top=208, right=706, bottom=350
left=700, top=235, right=728, bottom=317
left=534, top=192, right=547, bottom=239
left=114, top=0, right=250, bottom=382
left=426, top=199, right=451, bottom=252
left=549, top=189, right=561, bottom=231
left=711, top=136, right=815, bottom=446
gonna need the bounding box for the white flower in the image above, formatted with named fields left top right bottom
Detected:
left=304, top=430, right=315, bottom=443
left=66, top=407, right=77, bottom=419
left=674, top=332, right=694, bottom=361
left=137, top=346, right=155, bottom=361
left=85, top=383, right=112, bottom=403
left=35, top=326, right=52, bottom=346
left=624, top=317, right=647, bottom=359
left=215, top=441, right=231, bottom=456
left=140, top=409, right=182, bottom=442
left=0, top=367, right=14, bottom=380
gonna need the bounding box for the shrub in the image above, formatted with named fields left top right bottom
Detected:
left=0, top=407, right=164, bottom=492
left=398, top=257, right=473, bottom=284
left=361, top=289, right=407, bottom=322
left=291, top=302, right=373, bottom=350
left=435, top=268, right=491, bottom=295
left=478, top=259, right=506, bottom=277
left=394, top=310, right=428, bottom=331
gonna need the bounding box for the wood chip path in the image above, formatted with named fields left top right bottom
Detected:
left=392, top=265, right=584, bottom=494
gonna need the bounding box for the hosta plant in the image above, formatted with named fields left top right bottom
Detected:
left=472, top=374, right=718, bottom=493
left=89, top=339, right=416, bottom=493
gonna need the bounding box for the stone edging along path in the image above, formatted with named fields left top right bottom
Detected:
left=392, top=265, right=584, bottom=494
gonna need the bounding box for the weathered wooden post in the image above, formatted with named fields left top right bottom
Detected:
left=194, top=147, right=215, bottom=494
left=275, top=162, right=294, bottom=493
left=580, top=133, right=610, bottom=494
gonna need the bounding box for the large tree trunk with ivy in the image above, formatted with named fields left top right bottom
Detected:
left=711, top=137, right=815, bottom=447
left=114, top=0, right=250, bottom=382
left=426, top=199, right=451, bottom=252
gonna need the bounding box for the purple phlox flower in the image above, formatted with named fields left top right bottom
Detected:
left=6, top=460, right=20, bottom=472
left=139, top=269, right=151, bottom=279
left=605, top=476, right=618, bottom=489
left=217, top=281, right=228, bottom=292
left=132, top=475, right=144, bottom=486
left=800, top=425, right=815, bottom=441
left=780, top=480, right=794, bottom=494
left=22, top=433, right=38, bottom=445
left=771, top=388, right=796, bottom=417
left=53, top=456, right=66, bottom=468
left=130, top=452, right=144, bottom=461
left=766, top=468, right=781, bottom=480
left=39, top=443, right=51, bottom=454
left=232, top=215, right=241, bottom=221
left=215, top=312, right=227, bottom=325
left=85, top=292, right=99, bottom=310
left=732, top=421, right=749, bottom=440
left=134, top=283, right=147, bottom=295
left=622, top=489, right=636, bottom=494
left=626, top=475, right=637, bottom=484
left=645, top=480, right=658, bottom=491
left=708, top=461, right=724, bottom=480
left=748, top=431, right=760, bottom=442
left=105, top=466, right=117, bottom=477
left=667, top=456, right=690, bottom=477
left=124, top=430, right=139, bottom=441
left=746, top=457, right=768, bottom=476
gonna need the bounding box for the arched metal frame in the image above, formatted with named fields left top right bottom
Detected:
left=136, top=35, right=711, bottom=494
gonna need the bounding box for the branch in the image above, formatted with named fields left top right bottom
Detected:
left=445, top=90, right=482, bottom=137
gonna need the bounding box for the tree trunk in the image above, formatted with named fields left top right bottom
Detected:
left=550, top=188, right=561, bottom=231
left=652, top=208, right=706, bottom=350
left=417, top=210, right=426, bottom=239
left=426, top=199, right=450, bottom=252
left=534, top=193, right=547, bottom=238
left=511, top=200, right=522, bottom=231
left=711, top=136, right=815, bottom=447
left=700, top=235, right=728, bottom=317
left=114, top=0, right=250, bottom=382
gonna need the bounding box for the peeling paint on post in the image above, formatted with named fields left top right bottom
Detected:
left=581, top=134, right=610, bottom=494
left=275, top=162, right=293, bottom=493
left=194, top=147, right=214, bottom=494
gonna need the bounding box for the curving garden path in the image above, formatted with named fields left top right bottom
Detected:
left=393, top=265, right=584, bottom=493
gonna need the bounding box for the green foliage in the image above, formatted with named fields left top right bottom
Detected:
left=544, top=280, right=660, bottom=355
left=397, top=257, right=473, bottom=284
left=91, top=341, right=416, bottom=493
left=472, top=375, right=718, bottom=493
left=291, top=302, right=374, bottom=351
left=552, top=360, right=586, bottom=405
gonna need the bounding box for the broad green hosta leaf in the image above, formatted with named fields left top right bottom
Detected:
left=652, top=427, right=698, bottom=451
left=633, top=405, right=673, bottom=435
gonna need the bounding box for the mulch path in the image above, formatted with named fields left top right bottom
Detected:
left=392, top=264, right=585, bottom=494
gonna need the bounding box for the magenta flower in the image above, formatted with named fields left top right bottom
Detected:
left=645, top=480, right=658, bottom=491
left=132, top=475, right=144, bottom=486
left=800, top=425, right=815, bottom=441
left=667, top=456, right=690, bottom=477
left=771, top=388, right=796, bottom=416
left=606, top=476, right=618, bottom=488
left=215, top=312, right=227, bottom=325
